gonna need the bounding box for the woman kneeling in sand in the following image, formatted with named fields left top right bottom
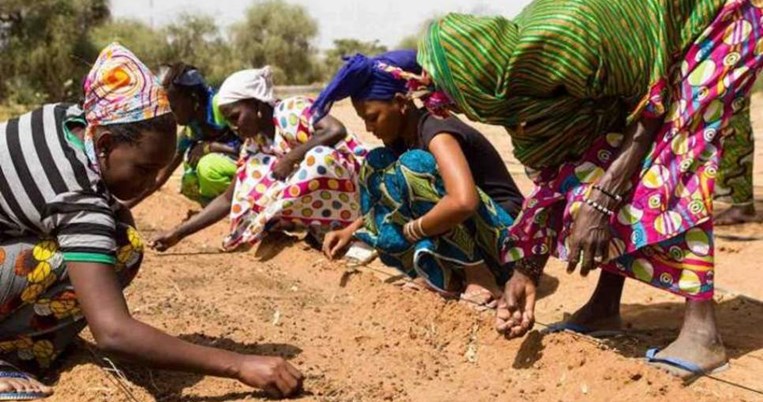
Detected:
left=0, top=44, right=301, bottom=400
left=319, top=50, right=525, bottom=308
left=152, top=67, right=367, bottom=253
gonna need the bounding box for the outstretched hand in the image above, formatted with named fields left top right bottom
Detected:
left=149, top=231, right=181, bottom=252
left=236, top=355, right=304, bottom=399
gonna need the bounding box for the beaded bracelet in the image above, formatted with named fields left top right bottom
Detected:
left=592, top=185, right=623, bottom=203
left=584, top=198, right=614, bottom=217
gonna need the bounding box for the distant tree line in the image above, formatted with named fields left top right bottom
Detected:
left=0, top=0, right=413, bottom=105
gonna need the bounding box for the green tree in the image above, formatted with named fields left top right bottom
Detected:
left=0, top=0, right=109, bottom=102
left=395, top=16, right=440, bottom=54
left=396, top=35, right=418, bottom=51
left=230, top=0, right=321, bottom=85
left=322, top=38, right=388, bottom=79
left=163, top=14, right=244, bottom=87
left=89, top=18, right=169, bottom=70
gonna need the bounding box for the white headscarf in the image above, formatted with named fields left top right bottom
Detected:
left=217, top=66, right=276, bottom=106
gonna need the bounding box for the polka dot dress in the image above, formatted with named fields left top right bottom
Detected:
left=223, top=97, right=368, bottom=249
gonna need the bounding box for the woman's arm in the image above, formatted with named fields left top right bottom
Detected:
left=208, top=142, right=240, bottom=158
left=594, top=116, right=663, bottom=195
left=272, top=115, right=347, bottom=180
left=290, top=114, right=347, bottom=161
left=68, top=262, right=302, bottom=397
left=498, top=116, right=664, bottom=340
left=415, top=133, right=479, bottom=237
left=150, top=180, right=235, bottom=251
left=567, top=115, right=664, bottom=275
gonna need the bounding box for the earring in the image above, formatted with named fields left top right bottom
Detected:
left=99, top=151, right=106, bottom=158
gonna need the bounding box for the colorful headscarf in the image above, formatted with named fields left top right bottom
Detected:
left=84, top=43, right=171, bottom=128
left=217, top=67, right=277, bottom=107
left=418, top=2, right=725, bottom=168
left=82, top=43, right=171, bottom=173
left=417, top=14, right=519, bottom=127
left=310, top=50, right=451, bottom=123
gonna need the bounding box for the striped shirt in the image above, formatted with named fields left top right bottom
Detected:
left=0, top=103, right=117, bottom=265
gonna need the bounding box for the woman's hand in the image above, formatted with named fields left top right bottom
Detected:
left=564, top=116, right=663, bottom=276
left=235, top=355, right=303, bottom=399
left=322, top=228, right=354, bottom=259
left=566, top=198, right=612, bottom=277
left=150, top=230, right=181, bottom=252
left=496, top=270, right=537, bottom=338
left=272, top=155, right=298, bottom=181
left=187, top=142, right=211, bottom=167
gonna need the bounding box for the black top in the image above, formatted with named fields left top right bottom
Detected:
left=416, top=112, right=524, bottom=217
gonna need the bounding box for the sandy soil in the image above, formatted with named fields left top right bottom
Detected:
left=40, top=94, right=763, bottom=401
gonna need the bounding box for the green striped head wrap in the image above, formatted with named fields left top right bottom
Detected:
left=418, top=14, right=519, bottom=127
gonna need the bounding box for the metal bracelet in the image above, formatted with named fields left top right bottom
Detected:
left=404, top=221, right=421, bottom=242
left=414, top=218, right=427, bottom=239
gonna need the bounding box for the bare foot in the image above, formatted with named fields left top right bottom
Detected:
left=649, top=300, right=727, bottom=380
left=715, top=204, right=760, bottom=226
left=395, top=277, right=460, bottom=299
left=460, top=288, right=495, bottom=306
left=463, top=263, right=502, bottom=299
left=563, top=299, right=623, bottom=333
left=268, top=220, right=297, bottom=233
left=0, top=364, right=53, bottom=399
left=459, top=263, right=502, bottom=311
left=398, top=277, right=430, bottom=292
left=554, top=270, right=624, bottom=333
left=254, top=231, right=296, bottom=260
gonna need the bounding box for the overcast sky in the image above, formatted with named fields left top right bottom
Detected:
left=110, top=0, right=534, bottom=50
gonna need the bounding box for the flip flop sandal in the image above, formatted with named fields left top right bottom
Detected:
left=645, top=347, right=730, bottom=383
left=541, top=322, right=625, bottom=338
left=343, top=242, right=378, bottom=266
left=0, top=364, right=50, bottom=401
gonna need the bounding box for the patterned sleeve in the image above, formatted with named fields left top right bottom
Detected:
left=42, top=191, right=117, bottom=265
left=272, top=97, right=315, bottom=147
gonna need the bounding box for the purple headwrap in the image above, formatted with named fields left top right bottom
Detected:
left=310, top=50, right=422, bottom=123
